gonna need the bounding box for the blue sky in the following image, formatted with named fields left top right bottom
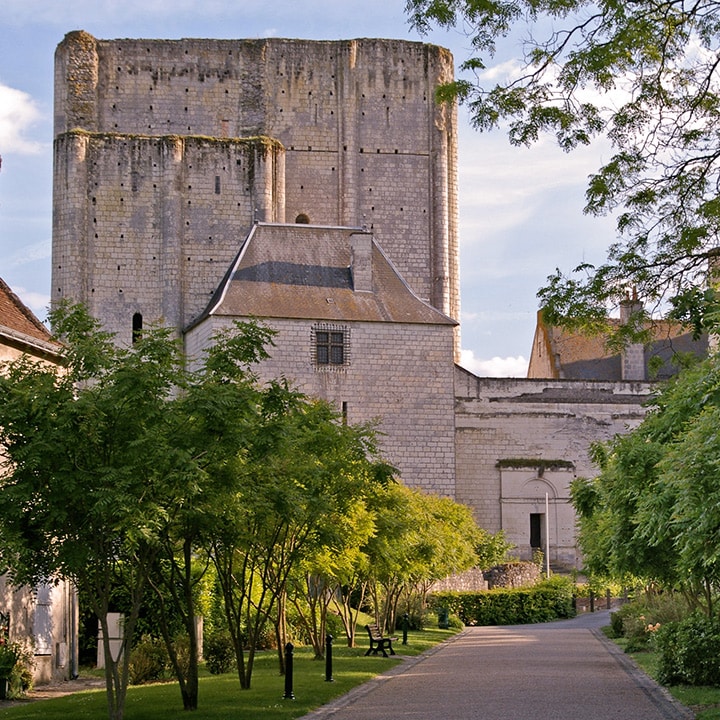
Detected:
left=0, top=0, right=616, bottom=376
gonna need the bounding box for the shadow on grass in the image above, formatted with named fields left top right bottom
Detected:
left=0, top=628, right=458, bottom=720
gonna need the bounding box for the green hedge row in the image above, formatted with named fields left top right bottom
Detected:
left=432, top=577, right=576, bottom=626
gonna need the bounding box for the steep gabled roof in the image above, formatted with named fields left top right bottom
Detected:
left=192, top=223, right=457, bottom=327
left=528, top=310, right=708, bottom=381
left=0, top=278, right=63, bottom=360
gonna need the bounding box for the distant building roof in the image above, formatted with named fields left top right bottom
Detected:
left=527, top=310, right=708, bottom=381
left=192, top=223, right=457, bottom=328
left=0, top=278, right=62, bottom=360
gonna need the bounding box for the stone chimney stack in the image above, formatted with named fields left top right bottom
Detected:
left=620, top=289, right=645, bottom=381
left=350, top=232, right=373, bottom=293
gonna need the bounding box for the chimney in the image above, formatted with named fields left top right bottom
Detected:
left=620, top=289, right=645, bottom=381
left=350, top=232, right=373, bottom=293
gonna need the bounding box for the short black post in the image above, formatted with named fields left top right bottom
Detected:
left=283, top=643, right=295, bottom=700
left=606, top=588, right=612, bottom=610
left=402, top=613, right=409, bottom=645
left=325, top=634, right=334, bottom=682
left=590, top=590, right=595, bottom=613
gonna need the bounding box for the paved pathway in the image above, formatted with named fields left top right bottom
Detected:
left=302, top=611, right=694, bottom=719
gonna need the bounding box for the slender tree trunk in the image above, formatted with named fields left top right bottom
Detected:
left=149, top=538, right=203, bottom=711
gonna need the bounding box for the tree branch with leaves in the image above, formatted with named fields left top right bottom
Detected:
left=408, top=0, right=720, bottom=338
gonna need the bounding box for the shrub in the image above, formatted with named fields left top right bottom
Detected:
left=204, top=631, right=236, bottom=675
left=621, top=612, right=654, bottom=652
left=655, top=613, right=720, bottom=686
left=609, top=606, right=626, bottom=638
left=432, top=576, right=575, bottom=626
left=610, top=592, right=691, bottom=650
left=446, top=613, right=465, bottom=630
left=3, top=643, right=34, bottom=698
left=128, top=636, right=169, bottom=685
left=325, top=612, right=345, bottom=640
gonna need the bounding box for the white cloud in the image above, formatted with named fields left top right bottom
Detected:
left=0, top=83, right=43, bottom=156
left=475, top=57, right=524, bottom=83
left=7, top=239, right=51, bottom=266
left=459, top=349, right=528, bottom=377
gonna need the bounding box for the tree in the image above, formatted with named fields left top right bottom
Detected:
left=571, top=352, right=720, bottom=612
left=364, top=484, right=489, bottom=633
left=407, top=0, right=720, bottom=338
left=0, top=304, right=285, bottom=718
left=287, top=499, right=376, bottom=656
left=0, top=303, right=186, bottom=720
left=143, top=321, right=276, bottom=710
left=208, top=392, right=394, bottom=688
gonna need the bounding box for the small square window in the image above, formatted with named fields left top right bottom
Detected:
left=314, top=326, right=348, bottom=367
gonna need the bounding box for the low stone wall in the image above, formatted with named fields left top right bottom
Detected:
left=483, top=562, right=540, bottom=589
left=430, top=568, right=489, bottom=592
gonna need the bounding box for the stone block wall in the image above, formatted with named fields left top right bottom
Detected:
left=53, top=33, right=460, bottom=351
left=483, top=562, right=541, bottom=589
left=53, top=131, right=283, bottom=343
left=186, top=316, right=457, bottom=495
left=454, top=368, right=654, bottom=566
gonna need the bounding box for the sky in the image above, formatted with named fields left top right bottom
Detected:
left=0, top=0, right=617, bottom=377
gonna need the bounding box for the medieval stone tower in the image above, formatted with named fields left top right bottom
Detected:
left=52, top=31, right=460, bottom=351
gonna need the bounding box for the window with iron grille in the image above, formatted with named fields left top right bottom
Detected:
left=313, top=324, right=349, bottom=368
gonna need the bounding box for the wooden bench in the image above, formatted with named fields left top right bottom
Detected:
left=364, top=623, right=397, bottom=657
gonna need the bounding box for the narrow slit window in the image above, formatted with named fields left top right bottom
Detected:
left=132, top=312, right=143, bottom=343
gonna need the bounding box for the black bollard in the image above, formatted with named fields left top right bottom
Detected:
left=402, top=613, right=409, bottom=645
left=283, top=643, right=295, bottom=700
left=590, top=590, right=595, bottom=613
left=325, top=634, right=334, bottom=682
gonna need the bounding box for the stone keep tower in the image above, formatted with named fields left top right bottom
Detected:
left=52, top=31, right=460, bottom=348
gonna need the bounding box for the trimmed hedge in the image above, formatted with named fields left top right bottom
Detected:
left=432, top=577, right=575, bottom=626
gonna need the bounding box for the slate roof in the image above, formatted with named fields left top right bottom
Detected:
left=0, top=277, right=62, bottom=360
left=528, top=310, right=708, bottom=381
left=194, top=223, right=457, bottom=327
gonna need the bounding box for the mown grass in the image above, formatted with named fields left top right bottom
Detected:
left=611, top=635, right=720, bottom=720
left=0, top=627, right=457, bottom=720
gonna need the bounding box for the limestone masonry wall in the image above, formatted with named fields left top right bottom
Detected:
left=454, top=369, right=654, bottom=567
left=53, top=131, right=283, bottom=343
left=54, top=32, right=460, bottom=343
left=186, top=317, right=457, bottom=495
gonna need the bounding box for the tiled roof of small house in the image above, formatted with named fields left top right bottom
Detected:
left=193, top=223, right=457, bottom=327
left=528, top=310, right=708, bottom=381
left=0, top=277, right=62, bottom=359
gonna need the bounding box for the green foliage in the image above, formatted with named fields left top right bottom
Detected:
left=128, top=637, right=169, bottom=685
left=407, top=0, right=720, bottom=339
left=203, top=631, right=236, bottom=675
left=610, top=593, right=693, bottom=653
left=655, top=613, right=720, bottom=686
left=0, top=641, right=34, bottom=698
left=0, top=302, right=400, bottom=716
left=363, top=484, right=493, bottom=633
left=571, top=353, right=720, bottom=602
left=432, top=577, right=575, bottom=626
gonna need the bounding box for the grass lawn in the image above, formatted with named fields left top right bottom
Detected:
left=610, top=635, right=720, bottom=720
left=0, top=627, right=457, bottom=720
